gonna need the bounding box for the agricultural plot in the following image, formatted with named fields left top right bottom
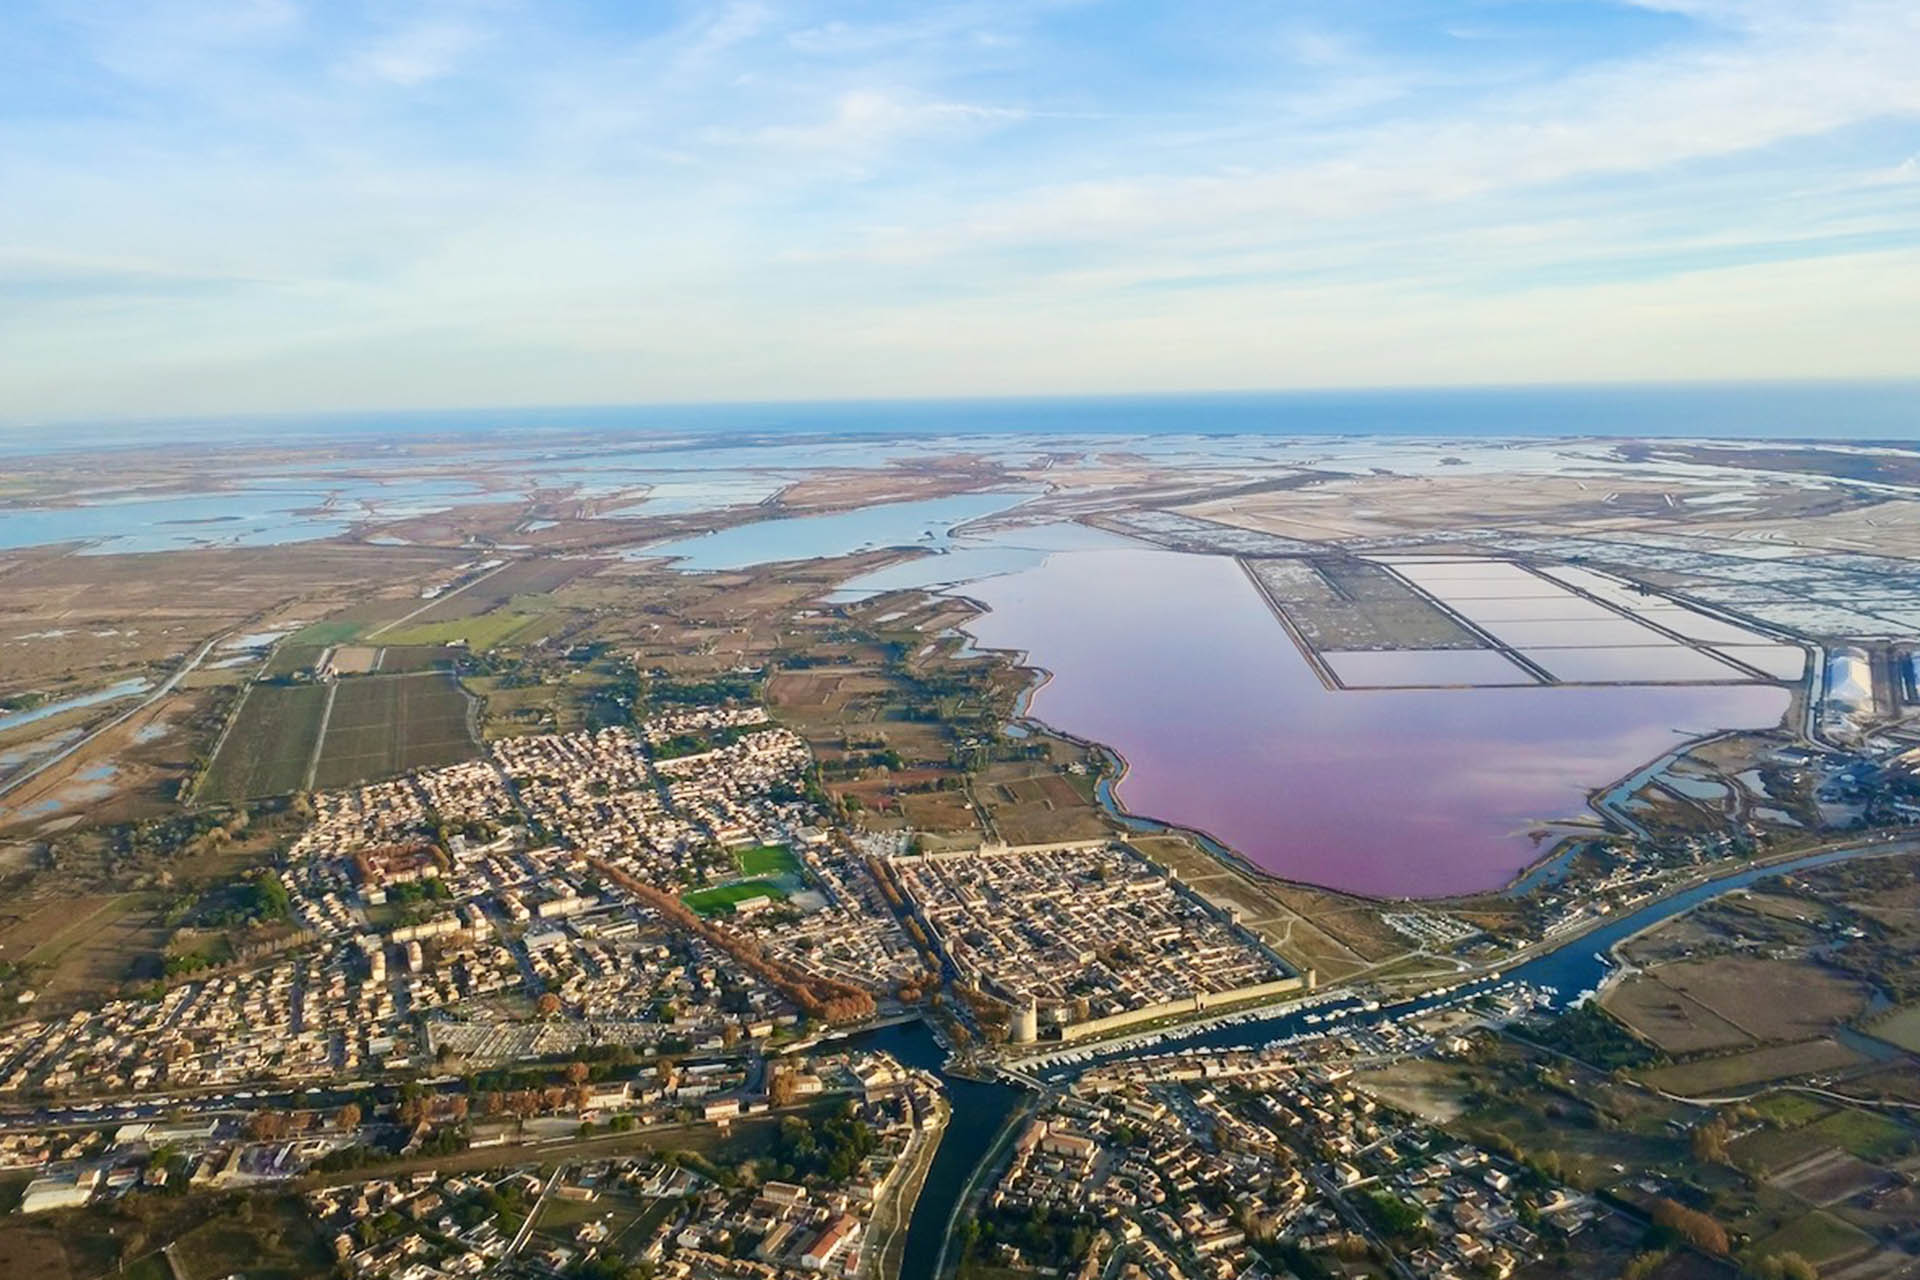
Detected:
left=198, top=682, right=330, bottom=801
left=373, top=610, right=550, bottom=650
left=1604, top=955, right=1871, bottom=1056
left=1753, top=1209, right=1877, bottom=1269
left=288, top=619, right=365, bottom=646
left=400, top=557, right=606, bottom=623
left=262, top=643, right=325, bottom=678
left=1640, top=1038, right=1864, bottom=1096
left=979, top=763, right=1109, bottom=845
left=1769, top=1147, right=1899, bottom=1205
left=310, top=672, right=477, bottom=790
left=1806, top=1106, right=1919, bottom=1163
left=372, top=643, right=462, bottom=673
left=1866, top=1003, right=1920, bottom=1054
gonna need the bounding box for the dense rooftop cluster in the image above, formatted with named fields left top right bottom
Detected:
left=976, top=1046, right=1584, bottom=1280
left=892, top=844, right=1290, bottom=1026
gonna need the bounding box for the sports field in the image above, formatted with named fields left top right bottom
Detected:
left=681, top=879, right=788, bottom=916
left=734, top=843, right=801, bottom=877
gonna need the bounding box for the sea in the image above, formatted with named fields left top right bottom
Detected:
left=4, top=380, right=1919, bottom=455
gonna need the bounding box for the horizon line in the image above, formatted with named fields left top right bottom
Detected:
left=6, top=374, right=1920, bottom=436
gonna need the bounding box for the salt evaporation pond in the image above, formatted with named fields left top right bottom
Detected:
left=960, top=547, right=1791, bottom=898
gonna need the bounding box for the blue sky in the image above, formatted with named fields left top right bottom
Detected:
left=3, top=0, right=1918, bottom=421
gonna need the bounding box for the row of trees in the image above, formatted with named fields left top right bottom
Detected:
left=591, top=859, right=876, bottom=1024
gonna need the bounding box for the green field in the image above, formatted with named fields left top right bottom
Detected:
left=1640, top=1039, right=1863, bottom=1096
left=735, top=843, right=801, bottom=876
left=681, top=879, right=788, bottom=916
left=290, top=619, right=366, bottom=646
left=1807, top=1107, right=1918, bottom=1162
left=373, top=643, right=462, bottom=673
left=311, top=672, right=477, bottom=790
left=1866, top=1003, right=1920, bottom=1053
left=166, top=1196, right=329, bottom=1280
left=1748, top=1093, right=1833, bottom=1128
left=1754, top=1210, right=1875, bottom=1267
left=263, top=643, right=326, bottom=678
left=198, top=683, right=330, bottom=801
left=376, top=611, right=549, bottom=650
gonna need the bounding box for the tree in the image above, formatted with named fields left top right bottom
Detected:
left=566, top=1061, right=591, bottom=1085
left=1652, top=1199, right=1729, bottom=1255
left=334, top=1103, right=363, bottom=1130
left=1749, top=1253, right=1820, bottom=1280
left=768, top=1070, right=797, bottom=1107
left=537, top=992, right=562, bottom=1018
left=1692, top=1116, right=1731, bottom=1165
left=1624, top=1251, right=1669, bottom=1280
left=245, top=1110, right=287, bottom=1141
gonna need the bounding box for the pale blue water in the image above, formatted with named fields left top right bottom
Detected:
left=600, top=471, right=794, bottom=516
left=828, top=520, right=1146, bottom=600
left=0, top=677, right=151, bottom=732
left=3, top=384, right=1914, bottom=555
left=635, top=491, right=1039, bottom=571
left=9, top=382, right=1916, bottom=454
left=0, top=476, right=499, bottom=554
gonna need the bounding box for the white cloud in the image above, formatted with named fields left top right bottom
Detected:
left=1, top=0, right=1918, bottom=421
left=343, top=19, right=488, bottom=87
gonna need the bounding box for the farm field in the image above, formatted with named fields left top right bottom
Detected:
left=325, top=644, right=381, bottom=674
left=374, top=611, right=551, bottom=650
left=197, top=682, right=329, bottom=801
left=310, top=671, right=477, bottom=791
left=398, top=558, right=607, bottom=623
left=1769, top=1146, right=1897, bottom=1205
left=262, top=642, right=325, bottom=678
left=288, top=619, right=365, bottom=647
left=1639, top=1038, right=1864, bottom=1096
left=1752, top=1209, right=1877, bottom=1269
left=1603, top=955, right=1871, bottom=1056
left=371, top=643, right=462, bottom=673
left=1866, top=1003, right=1920, bottom=1054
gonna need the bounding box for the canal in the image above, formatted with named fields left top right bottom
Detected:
left=852, top=837, right=1912, bottom=1278
left=829, top=1020, right=1023, bottom=1280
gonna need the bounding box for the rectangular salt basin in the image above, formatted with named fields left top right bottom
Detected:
left=1525, top=645, right=1749, bottom=683
left=1478, top=617, right=1679, bottom=648
left=1535, top=564, right=1668, bottom=608
left=1415, top=577, right=1588, bottom=600
left=1626, top=607, right=1772, bottom=645
left=964, top=547, right=1791, bottom=898
left=1385, top=558, right=1539, bottom=581
left=1714, top=645, right=1810, bottom=680
left=1448, top=596, right=1626, bottom=623
left=1322, top=648, right=1538, bottom=688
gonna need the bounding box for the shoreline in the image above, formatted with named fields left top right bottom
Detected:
left=940, top=580, right=1814, bottom=910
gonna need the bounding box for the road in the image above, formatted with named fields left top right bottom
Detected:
left=1308, top=1166, right=1418, bottom=1280
left=363, top=560, right=512, bottom=640
left=507, top=1164, right=564, bottom=1258
left=0, top=629, right=229, bottom=801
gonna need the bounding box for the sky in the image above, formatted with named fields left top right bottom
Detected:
left=3, top=0, right=1919, bottom=422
